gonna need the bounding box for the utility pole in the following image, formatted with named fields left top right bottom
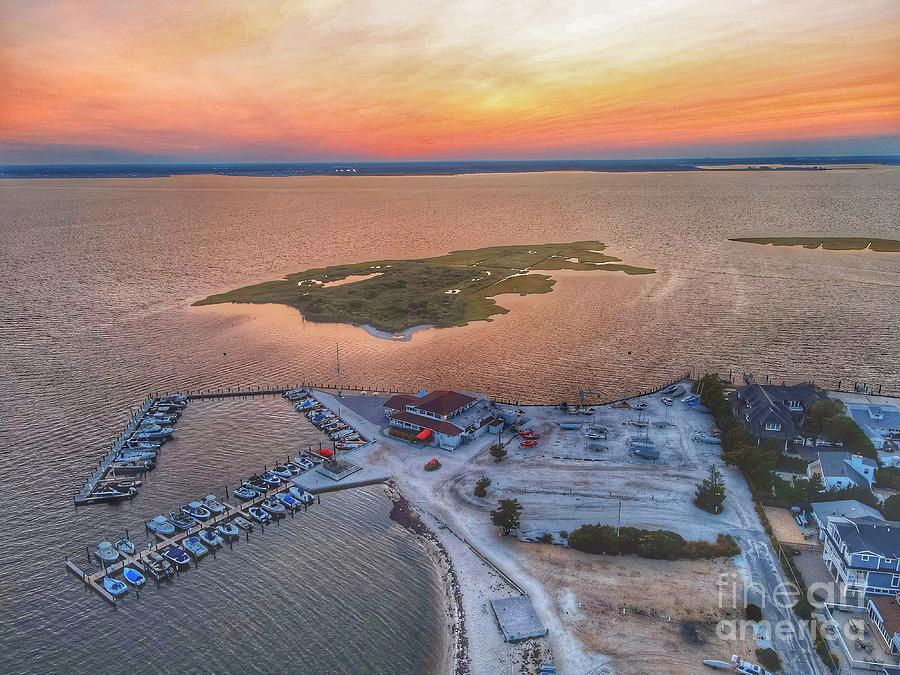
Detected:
left=335, top=342, right=343, bottom=397
left=616, top=500, right=622, bottom=541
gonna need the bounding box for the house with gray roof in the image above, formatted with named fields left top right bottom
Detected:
left=731, top=382, right=826, bottom=449
left=847, top=403, right=900, bottom=451
left=808, top=450, right=877, bottom=492
left=811, top=500, right=884, bottom=531
left=823, top=516, right=900, bottom=602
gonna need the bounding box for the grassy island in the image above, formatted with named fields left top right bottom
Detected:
left=731, top=237, right=900, bottom=252
left=194, top=241, right=654, bottom=333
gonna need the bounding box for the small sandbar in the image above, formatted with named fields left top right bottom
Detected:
left=321, top=272, right=384, bottom=287
left=361, top=323, right=432, bottom=341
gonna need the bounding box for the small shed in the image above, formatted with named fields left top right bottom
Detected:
left=490, top=595, right=548, bottom=642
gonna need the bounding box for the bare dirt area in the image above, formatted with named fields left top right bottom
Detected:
left=763, top=505, right=818, bottom=548
left=518, top=544, right=756, bottom=674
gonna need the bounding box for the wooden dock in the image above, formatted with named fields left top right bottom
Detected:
left=74, top=398, right=157, bottom=505
left=67, top=476, right=326, bottom=605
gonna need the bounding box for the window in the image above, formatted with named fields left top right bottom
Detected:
left=860, top=555, right=870, bottom=562
left=765, top=422, right=782, bottom=431
left=787, top=400, right=803, bottom=410
left=893, top=575, right=900, bottom=588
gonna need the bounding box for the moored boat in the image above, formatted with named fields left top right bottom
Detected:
left=215, top=522, right=240, bottom=541
left=161, top=546, right=191, bottom=570
left=167, top=511, right=196, bottom=531
left=95, top=541, right=120, bottom=565
left=122, top=566, right=146, bottom=587
left=289, top=486, right=314, bottom=505
left=275, top=492, right=301, bottom=511
left=232, top=516, right=254, bottom=531
left=87, top=487, right=136, bottom=502
left=271, top=465, right=293, bottom=479
left=202, top=495, right=226, bottom=515
left=260, top=472, right=282, bottom=486
left=144, top=551, right=175, bottom=580
left=198, top=528, right=224, bottom=549
left=260, top=498, right=286, bottom=517
left=147, top=515, right=176, bottom=536
left=181, top=501, right=212, bottom=521
left=234, top=485, right=258, bottom=501
left=102, top=575, right=128, bottom=598
left=115, top=538, right=136, bottom=556
left=248, top=506, right=271, bottom=524
left=182, top=536, right=209, bottom=559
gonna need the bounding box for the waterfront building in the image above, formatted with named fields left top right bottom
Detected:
left=822, top=516, right=900, bottom=602
left=731, top=381, right=827, bottom=449
left=383, top=390, right=502, bottom=450
left=808, top=451, right=877, bottom=492
left=867, top=595, right=900, bottom=656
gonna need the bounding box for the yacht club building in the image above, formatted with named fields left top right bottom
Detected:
left=383, top=389, right=503, bottom=450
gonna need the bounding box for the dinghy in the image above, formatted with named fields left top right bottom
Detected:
left=122, top=566, right=146, bottom=587
left=102, top=575, right=128, bottom=598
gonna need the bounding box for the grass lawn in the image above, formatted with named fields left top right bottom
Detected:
left=194, top=241, right=655, bottom=333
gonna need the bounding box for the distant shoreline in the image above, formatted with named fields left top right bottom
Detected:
left=1, top=157, right=897, bottom=179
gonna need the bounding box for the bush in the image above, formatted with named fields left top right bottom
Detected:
left=559, top=530, right=569, bottom=539
left=755, top=648, right=782, bottom=672
left=489, top=443, right=507, bottom=462
left=537, top=532, right=553, bottom=544
left=474, top=477, right=491, bottom=497
left=566, top=524, right=740, bottom=560
left=876, top=466, right=900, bottom=490
left=745, top=603, right=763, bottom=621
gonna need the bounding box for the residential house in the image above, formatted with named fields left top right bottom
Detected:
left=847, top=403, right=900, bottom=451
left=868, top=595, right=900, bottom=656
left=823, top=516, right=900, bottom=603
left=807, top=451, right=877, bottom=492
left=811, top=499, right=884, bottom=532
left=383, top=390, right=501, bottom=450
left=731, top=382, right=826, bottom=449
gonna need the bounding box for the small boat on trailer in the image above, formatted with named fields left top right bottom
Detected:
left=694, top=431, right=721, bottom=444
left=102, top=575, right=129, bottom=598
left=520, top=439, right=538, bottom=447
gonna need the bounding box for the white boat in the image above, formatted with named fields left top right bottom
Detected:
left=294, top=457, right=315, bottom=471
left=661, top=397, right=673, bottom=406
left=147, top=515, right=176, bottom=536
left=181, top=501, right=212, bottom=521
left=202, top=495, right=226, bottom=515
left=289, top=486, right=314, bottom=505
left=115, top=538, right=136, bottom=556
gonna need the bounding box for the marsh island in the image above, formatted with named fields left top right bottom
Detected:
left=195, top=241, right=654, bottom=333
left=731, top=236, right=900, bottom=252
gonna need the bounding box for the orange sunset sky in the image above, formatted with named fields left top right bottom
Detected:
left=1, top=0, right=899, bottom=162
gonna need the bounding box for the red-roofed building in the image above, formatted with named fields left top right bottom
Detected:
left=384, top=389, right=495, bottom=450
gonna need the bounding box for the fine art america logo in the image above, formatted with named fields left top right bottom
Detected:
left=715, top=572, right=848, bottom=642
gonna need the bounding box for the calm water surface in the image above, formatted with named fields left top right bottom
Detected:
left=1, top=169, right=898, bottom=673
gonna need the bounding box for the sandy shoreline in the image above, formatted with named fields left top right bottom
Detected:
left=386, top=481, right=468, bottom=675
left=361, top=323, right=433, bottom=341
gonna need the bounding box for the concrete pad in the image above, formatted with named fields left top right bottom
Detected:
left=490, top=595, right=549, bottom=642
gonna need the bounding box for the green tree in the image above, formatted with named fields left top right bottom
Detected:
left=884, top=495, right=900, bottom=521
left=490, top=443, right=508, bottom=463
left=876, top=467, right=900, bottom=490
left=474, top=476, right=491, bottom=497
left=805, top=399, right=845, bottom=438
left=694, top=464, right=727, bottom=514
left=491, top=498, right=523, bottom=535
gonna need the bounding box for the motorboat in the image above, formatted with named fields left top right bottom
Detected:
left=247, top=476, right=272, bottom=492
left=295, top=399, right=319, bottom=411
left=670, top=386, right=686, bottom=397
left=681, top=394, right=699, bottom=403
left=275, top=492, right=302, bottom=511
left=161, top=546, right=191, bottom=570
left=694, top=432, right=722, bottom=444
left=520, top=439, right=538, bottom=447
left=95, top=541, right=120, bottom=565
left=147, top=515, right=176, bottom=536
left=215, top=522, right=240, bottom=541
left=294, top=457, right=315, bottom=471
left=271, top=465, right=293, bottom=479
left=336, top=443, right=363, bottom=451
left=109, top=460, right=153, bottom=473
left=198, top=528, right=224, bottom=549
left=283, top=388, right=308, bottom=401
left=585, top=431, right=604, bottom=440
left=181, top=501, right=212, bottom=521
left=260, top=498, right=286, bottom=517
left=102, top=575, right=129, bottom=598
left=182, top=536, right=209, bottom=559
left=122, top=566, right=146, bottom=587
left=703, top=655, right=771, bottom=675
left=87, top=487, right=137, bottom=502
left=124, top=440, right=161, bottom=451
left=232, top=516, right=254, bottom=531
left=202, top=495, right=226, bottom=515
left=116, top=450, right=157, bottom=462
left=282, top=462, right=302, bottom=475
left=115, top=538, right=136, bottom=557
left=233, top=485, right=258, bottom=501
left=144, top=551, right=175, bottom=580
left=632, top=402, right=648, bottom=410
left=248, top=506, right=271, bottom=524
left=289, top=486, right=314, bottom=505
left=148, top=413, right=178, bottom=425
left=661, top=397, right=674, bottom=406
left=130, top=428, right=173, bottom=442
left=105, top=479, right=142, bottom=490
left=167, top=511, right=197, bottom=531
left=157, top=394, right=187, bottom=406
left=138, top=419, right=174, bottom=433
left=260, top=472, right=282, bottom=487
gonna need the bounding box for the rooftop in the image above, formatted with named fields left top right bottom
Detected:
left=832, top=518, right=900, bottom=558
left=390, top=410, right=464, bottom=436
left=811, top=500, right=884, bottom=525
left=490, top=595, right=548, bottom=642
left=384, top=390, right=478, bottom=417
left=871, top=595, right=900, bottom=637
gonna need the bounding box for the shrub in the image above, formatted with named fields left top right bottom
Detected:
left=755, top=648, right=781, bottom=673
left=537, top=532, right=553, bottom=544
left=559, top=530, right=569, bottom=539
left=745, top=603, right=763, bottom=621
left=489, top=443, right=507, bottom=462
left=474, top=477, right=491, bottom=498
left=566, top=524, right=740, bottom=560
